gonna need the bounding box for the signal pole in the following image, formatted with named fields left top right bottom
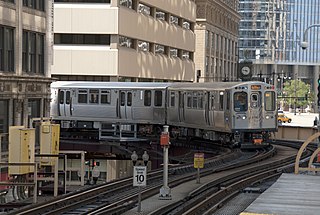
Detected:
left=159, top=125, right=172, bottom=200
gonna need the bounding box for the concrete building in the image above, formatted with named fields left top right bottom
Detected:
left=52, top=0, right=196, bottom=82
left=194, top=0, right=241, bottom=82
left=0, top=0, right=53, bottom=172
left=238, top=0, right=320, bottom=111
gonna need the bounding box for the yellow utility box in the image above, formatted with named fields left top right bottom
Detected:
left=9, top=126, right=35, bottom=175
left=40, top=122, right=60, bottom=165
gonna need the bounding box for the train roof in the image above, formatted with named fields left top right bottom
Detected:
left=51, top=81, right=173, bottom=89
left=168, top=81, right=271, bottom=90
left=51, top=81, right=271, bottom=91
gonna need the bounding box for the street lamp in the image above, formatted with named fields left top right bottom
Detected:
left=301, top=24, right=320, bottom=145
left=300, top=24, right=320, bottom=116
left=131, top=151, right=138, bottom=166
left=142, top=151, right=149, bottom=166
left=301, top=24, right=320, bottom=49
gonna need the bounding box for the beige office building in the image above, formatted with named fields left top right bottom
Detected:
left=194, top=0, right=240, bottom=82
left=0, top=0, right=53, bottom=180
left=52, top=0, right=196, bottom=82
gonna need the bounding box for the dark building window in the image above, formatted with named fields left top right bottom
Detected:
left=55, top=0, right=110, bottom=2
left=0, top=25, right=14, bottom=72
left=0, top=100, right=9, bottom=152
left=0, top=0, right=15, bottom=3
left=54, top=34, right=110, bottom=45
left=23, top=0, right=45, bottom=11
left=22, top=30, right=45, bottom=74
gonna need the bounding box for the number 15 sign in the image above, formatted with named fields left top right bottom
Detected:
left=133, top=166, right=147, bottom=186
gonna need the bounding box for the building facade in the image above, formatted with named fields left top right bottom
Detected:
left=238, top=0, right=320, bottom=110
left=0, top=0, right=53, bottom=181
left=194, top=0, right=241, bottom=82
left=52, top=0, right=196, bottom=82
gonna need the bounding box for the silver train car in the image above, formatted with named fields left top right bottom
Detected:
left=50, top=81, right=277, bottom=145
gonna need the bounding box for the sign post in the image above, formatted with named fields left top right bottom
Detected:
left=133, top=166, right=147, bottom=187
left=131, top=151, right=149, bottom=213
left=133, top=166, right=147, bottom=212
left=194, top=153, right=204, bottom=183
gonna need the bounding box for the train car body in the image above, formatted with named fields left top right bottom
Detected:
left=166, top=82, right=277, bottom=144
left=50, top=81, right=277, bottom=145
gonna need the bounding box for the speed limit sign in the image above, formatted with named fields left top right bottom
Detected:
left=133, top=166, right=147, bottom=186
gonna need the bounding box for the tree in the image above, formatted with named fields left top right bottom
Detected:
left=280, top=80, right=312, bottom=110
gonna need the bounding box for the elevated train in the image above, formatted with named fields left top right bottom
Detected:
left=50, top=81, right=278, bottom=146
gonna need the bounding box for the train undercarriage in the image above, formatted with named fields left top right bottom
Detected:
left=57, top=120, right=272, bottom=148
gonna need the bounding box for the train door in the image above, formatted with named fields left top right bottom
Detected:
left=205, top=92, right=210, bottom=126
left=225, top=90, right=231, bottom=129
left=58, top=89, right=72, bottom=116
left=178, top=91, right=185, bottom=122
left=249, top=92, right=262, bottom=126
left=119, top=91, right=133, bottom=120
left=208, top=92, right=215, bottom=126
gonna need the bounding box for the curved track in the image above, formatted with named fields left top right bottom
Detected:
left=8, top=145, right=270, bottom=215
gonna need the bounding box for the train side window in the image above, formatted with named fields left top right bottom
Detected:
left=226, top=91, right=230, bottom=110
left=219, top=91, right=224, bottom=110
left=59, top=90, right=64, bottom=104
left=192, top=92, right=198, bottom=109
left=210, top=94, right=215, bottom=110
left=265, top=91, right=276, bottom=111
left=144, top=90, right=151, bottom=106
left=170, top=91, right=175, bottom=107
left=154, top=91, right=162, bottom=107
left=120, top=92, right=125, bottom=106
left=187, top=92, right=192, bottom=108
left=89, top=89, right=99, bottom=104
left=127, top=92, right=132, bottom=106
left=198, top=93, right=203, bottom=109
left=234, top=92, right=247, bottom=112
left=78, top=90, right=88, bottom=103
left=101, top=90, right=111, bottom=104
left=66, top=91, right=70, bottom=105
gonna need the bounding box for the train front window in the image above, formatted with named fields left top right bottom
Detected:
left=265, top=91, right=276, bottom=111
left=234, top=92, right=247, bottom=112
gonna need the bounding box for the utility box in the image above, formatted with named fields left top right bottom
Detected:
left=40, top=122, right=60, bottom=165
left=9, top=126, right=35, bottom=175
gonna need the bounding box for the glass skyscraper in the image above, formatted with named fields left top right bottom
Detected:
left=287, top=1, right=320, bottom=63
left=238, top=0, right=320, bottom=112
left=239, top=0, right=320, bottom=64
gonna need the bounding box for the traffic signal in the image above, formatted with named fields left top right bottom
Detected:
left=318, top=78, right=320, bottom=106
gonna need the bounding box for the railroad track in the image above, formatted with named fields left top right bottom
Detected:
left=148, top=141, right=314, bottom=215
left=7, top=145, right=273, bottom=215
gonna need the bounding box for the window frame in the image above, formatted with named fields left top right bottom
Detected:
left=154, top=90, right=162, bottom=107
left=144, top=90, right=152, bottom=106
left=78, top=89, right=88, bottom=104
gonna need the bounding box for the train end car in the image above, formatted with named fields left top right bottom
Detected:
left=230, top=81, right=277, bottom=146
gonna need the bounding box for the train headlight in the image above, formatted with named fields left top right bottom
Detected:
left=242, top=116, right=247, bottom=120
left=266, top=115, right=270, bottom=119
